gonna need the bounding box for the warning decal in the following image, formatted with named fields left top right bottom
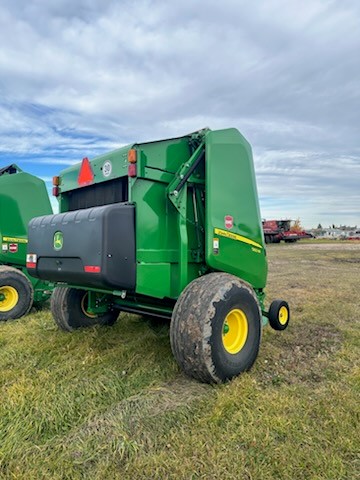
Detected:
left=213, top=238, right=219, bottom=255
left=9, top=243, right=18, bottom=253
left=224, top=215, right=233, bottom=229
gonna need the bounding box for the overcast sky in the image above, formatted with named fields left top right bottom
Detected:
left=0, top=0, right=359, bottom=228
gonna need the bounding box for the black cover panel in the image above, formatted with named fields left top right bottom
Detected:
left=28, top=203, right=135, bottom=290
left=65, top=177, right=128, bottom=211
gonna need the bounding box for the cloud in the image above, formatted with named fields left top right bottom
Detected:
left=0, top=0, right=359, bottom=227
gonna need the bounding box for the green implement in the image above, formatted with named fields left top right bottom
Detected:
left=0, top=164, right=53, bottom=320
left=27, top=128, right=290, bottom=383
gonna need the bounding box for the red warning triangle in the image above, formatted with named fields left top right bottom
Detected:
left=78, top=157, right=94, bottom=186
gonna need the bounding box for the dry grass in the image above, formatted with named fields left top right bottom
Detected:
left=0, top=242, right=359, bottom=479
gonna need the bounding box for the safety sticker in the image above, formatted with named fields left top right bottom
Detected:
left=2, top=236, right=28, bottom=244
left=26, top=253, right=37, bottom=268
left=213, top=238, right=219, bottom=255
left=225, top=215, right=233, bottom=229
left=2, top=243, right=8, bottom=252
left=9, top=243, right=18, bottom=253
left=214, top=228, right=263, bottom=250
left=26, top=253, right=37, bottom=264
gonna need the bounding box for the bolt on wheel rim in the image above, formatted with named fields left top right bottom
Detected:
left=0, top=286, right=19, bottom=312
left=278, top=306, right=288, bottom=325
left=222, top=308, right=248, bottom=354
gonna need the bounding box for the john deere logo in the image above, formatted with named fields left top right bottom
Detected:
left=53, top=231, right=63, bottom=251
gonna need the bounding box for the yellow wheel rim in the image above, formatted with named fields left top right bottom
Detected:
left=279, top=306, right=289, bottom=325
left=0, top=286, right=19, bottom=312
left=222, top=308, right=248, bottom=354
left=80, top=292, right=97, bottom=318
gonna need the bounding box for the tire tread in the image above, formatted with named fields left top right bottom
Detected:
left=170, top=273, right=261, bottom=383
left=0, top=266, right=34, bottom=320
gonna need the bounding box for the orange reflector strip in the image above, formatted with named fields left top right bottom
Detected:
left=84, top=265, right=101, bottom=273
left=53, top=176, right=60, bottom=186
left=78, top=157, right=94, bottom=186
left=26, top=262, right=36, bottom=269
left=128, top=149, right=137, bottom=163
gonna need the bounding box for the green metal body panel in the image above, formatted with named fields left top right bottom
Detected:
left=59, top=148, right=129, bottom=192
left=205, top=129, right=267, bottom=288
left=40, top=128, right=267, bottom=314
left=0, top=165, right=53, bottom=303
left=0, top=168, right=52, bottom=266
left=131, top=137, right=204, bottom=298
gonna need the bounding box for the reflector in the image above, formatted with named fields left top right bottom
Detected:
left=128, top=163, right=137, bottom=177
left=78, top=157, right=94, bottom=186
left=84, top=265, right=101, bottom=273
left=128, top=149, right=137, bottom=163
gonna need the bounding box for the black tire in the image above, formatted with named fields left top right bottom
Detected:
left=268, top=300, right=290, bottom=331
left=50, top=287, right=118, bottom=332
left=170, top=273, right=262, bottom=384
left=0, top=266, right=33, bottom=321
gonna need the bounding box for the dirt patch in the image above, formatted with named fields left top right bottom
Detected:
left=332, top=258, right=360, bottom=264
left=257, top=323, right=343, bottom=387
left=64, top=376, right=211, bottom=463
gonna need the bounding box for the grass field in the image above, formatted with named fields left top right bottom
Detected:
left=0, top=242, right=359, bottom=479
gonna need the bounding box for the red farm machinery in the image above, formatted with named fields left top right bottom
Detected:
left=262, top=219, right=313, bottom=244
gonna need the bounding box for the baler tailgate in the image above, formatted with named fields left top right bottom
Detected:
left=205, top=129, right=267, bottom=288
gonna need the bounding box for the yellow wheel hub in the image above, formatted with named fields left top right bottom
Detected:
left=80, top=292, right=97, bottom=318
left=222, top=308, right=248, bottom=354
left=0, top=286, right=19, bottom=312
left=278, top=306, right=289, bottom=325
